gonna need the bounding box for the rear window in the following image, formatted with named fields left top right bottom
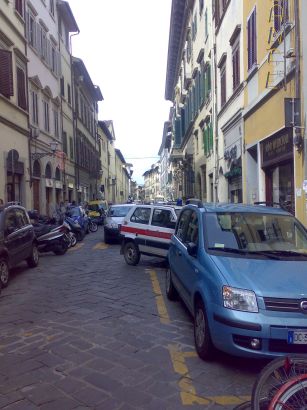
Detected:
left=108, top=206, right=132, bottom=217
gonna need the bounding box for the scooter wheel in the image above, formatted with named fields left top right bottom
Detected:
left=89, top=222, right=98, bottom=232
left=70, top=233, right=77, bottom=247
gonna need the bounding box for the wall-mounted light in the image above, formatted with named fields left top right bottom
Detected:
left=31, top=141, right=59, bottom=160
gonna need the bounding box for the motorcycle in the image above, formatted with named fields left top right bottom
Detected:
left=64, top=215, right=84, bottom=242
left=28, top=211, right=70, bottom=255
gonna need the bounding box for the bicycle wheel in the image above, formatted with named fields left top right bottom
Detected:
left=251, top=355, right=307, bottom=410
left=269, top=374, right=307, bottom=410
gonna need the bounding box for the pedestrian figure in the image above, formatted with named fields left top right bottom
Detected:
left=176, top=197, right=183, bottom=206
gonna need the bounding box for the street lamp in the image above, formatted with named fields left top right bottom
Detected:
left=31, top=141, right=59, bottom=160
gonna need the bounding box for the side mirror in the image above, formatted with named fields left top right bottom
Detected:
left=187, top=242, right=198, bottom=257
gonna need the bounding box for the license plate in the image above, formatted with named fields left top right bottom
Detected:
left=288, top=330, right=307, bottom=344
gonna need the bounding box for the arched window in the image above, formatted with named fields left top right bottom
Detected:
left=45, top=163, right=52, bottom=179
left=33, top=160, right=41, bottom=178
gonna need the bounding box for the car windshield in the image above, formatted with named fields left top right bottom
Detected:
left=205, top=212, right=307, bottom=255
left=108, top=206, right=132, bottom=218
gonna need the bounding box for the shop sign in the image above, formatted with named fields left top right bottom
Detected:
left=45, top=178, right=53, bottom=188
left=55, top=181, right=63, bottom=189
left=68, top=182, right=74, bottom=189
left=262, top=132, right=292, bottom=167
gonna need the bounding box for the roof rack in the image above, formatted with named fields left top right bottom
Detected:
left=185, top=198, right=203, bottom=208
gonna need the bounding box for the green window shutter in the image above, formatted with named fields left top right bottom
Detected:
left=209, top=122, right=213, bottom=151
left=203, top=127, right=208, bottom=155
left=174, top=117, right=181, bottom=147
left=201, top=67, right=206, bottom=103
left=207, top=64, right=211, bottom=93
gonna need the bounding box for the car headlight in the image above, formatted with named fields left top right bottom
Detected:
left=106, top=223, right=118, bottom=229
left=223, top=286, right=258, bottom=313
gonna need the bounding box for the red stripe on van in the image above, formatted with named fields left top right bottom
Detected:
left=120, top=225, right=172, bottom=240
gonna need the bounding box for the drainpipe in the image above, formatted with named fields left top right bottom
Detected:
left=70, top=30, right=80, bottom=202
left=213, top=43, right=219, bottom=202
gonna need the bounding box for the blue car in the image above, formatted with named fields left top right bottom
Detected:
left=167, top=201, right=307, bottom=360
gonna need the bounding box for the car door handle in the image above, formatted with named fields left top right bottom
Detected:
left=177, top=250, right=182, bottom=256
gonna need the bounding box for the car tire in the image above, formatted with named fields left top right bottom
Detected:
left=194, top=299, right=215, bottom=360
left=123, top=241, right=140, bottom=266
left=166, top=268, right=178, bottom=300
left=0, top=257, right=10, bottom=288
left=27, top=244, right=39, bottom=268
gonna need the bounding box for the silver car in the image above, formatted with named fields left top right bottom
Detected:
left=104, top=204, right=134, bottom=244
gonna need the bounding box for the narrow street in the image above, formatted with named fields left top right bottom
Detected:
left=0, top=227, right=266, bottom=410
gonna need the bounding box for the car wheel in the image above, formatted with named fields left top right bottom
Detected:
left=166, top=268, right=178, bottom=300
left=123, top=241, right=140, bottom=266
left=104, top=232, right=109, bottom=244
left=27, top=244, right=39, bottom=268
left=0, top=258, right=10, bottom=287
left=194, top=299, right=215, bottom=360
left=89, top=221, right=98, bottom=232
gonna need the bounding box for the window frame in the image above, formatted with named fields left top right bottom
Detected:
left=247, top=7, right=257, bottom=71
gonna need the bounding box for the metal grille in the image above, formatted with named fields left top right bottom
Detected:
left=264, top=297, right=301, bottom=312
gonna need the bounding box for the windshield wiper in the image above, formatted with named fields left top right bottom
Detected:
left=254, top=250, right=307, bottom=258
left=208, top=247, right=248, bottom=254
left=208, top=247, right=280, bottom=259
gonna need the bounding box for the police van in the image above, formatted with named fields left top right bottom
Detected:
left=120, top=204, right=180, bottom=265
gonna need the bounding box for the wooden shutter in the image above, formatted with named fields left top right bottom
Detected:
left=209, top=122, right=213, bottom=151
left=174, top=117, right=182, bottom=147
left=15, top=0, right=23, bottom=16
left=252, top=10, right=257, bottom=66
left=17, top=67, right=27, bottom=110
left=0, top=50, right=14, bottom=98
left=207, top=64, right=211, bottom=93
left=203, top=127, right=208, bottom=155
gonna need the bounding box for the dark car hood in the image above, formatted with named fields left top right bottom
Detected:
left=211, top=256, right=307, bottom=298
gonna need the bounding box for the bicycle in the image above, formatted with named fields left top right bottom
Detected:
left=251, top=354, right=307, bottom=409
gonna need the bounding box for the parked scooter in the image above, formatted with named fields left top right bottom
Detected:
left=64, top=215, right=84, bottom=242
left=28, top=211, right=70, bottom=255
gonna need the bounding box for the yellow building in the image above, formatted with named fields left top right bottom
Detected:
left=243, top=0, right=304, bottom=222
left=0, top=0, right=29, bottom=205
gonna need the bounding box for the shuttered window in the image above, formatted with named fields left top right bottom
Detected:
left=43, top=100, right=50, bottom=132
left=220, top=63, right=226, bottom=107
left=31, top=90, right=38, bottom=125
left=0, top=50, right=14, bottom=98
left=62, top=131, right=68, bottom=155
left=15, top=0, right=23, bottom=16
left=232, top=40, right=240, bottom=90
left=17, top=66, right=27, bottom=110
left=247, top=8, right=257, bottom=70
left=273, top=0, right=289, bottom=33
left=203, top=121, right=213, bottom=156
left=69, top=136, right=74, bottom=159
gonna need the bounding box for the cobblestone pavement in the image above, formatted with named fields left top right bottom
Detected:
left=0, top=228, right=267, bottom=409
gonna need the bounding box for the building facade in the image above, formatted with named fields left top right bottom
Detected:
left=243, top=0, right=303, bottom=220
left=0, top=0, right=30, bottom=207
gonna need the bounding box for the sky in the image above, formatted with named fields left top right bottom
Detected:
left=68, top=0, right=173, bottom=184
